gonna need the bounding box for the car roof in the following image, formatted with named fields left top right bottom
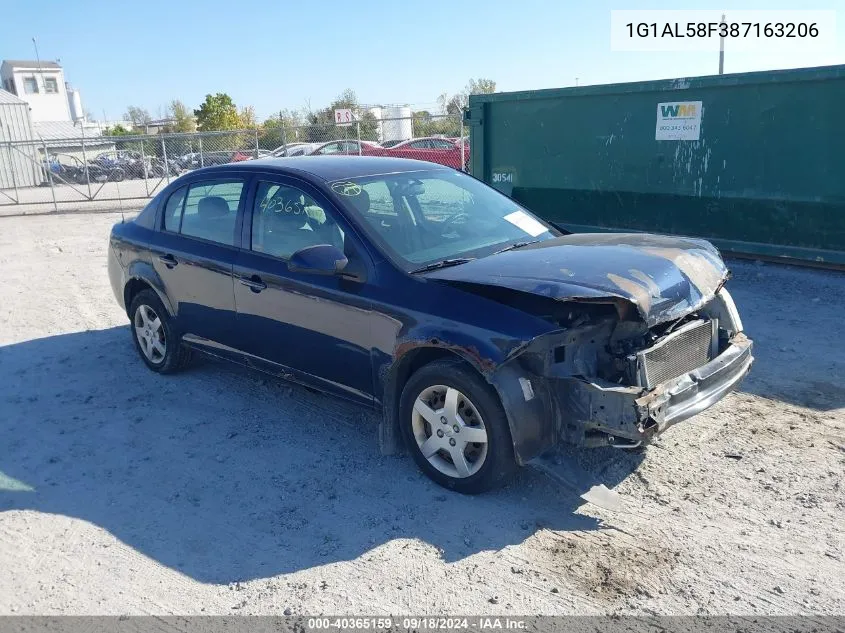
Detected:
left=394, top=136, right=455, bottom=146
left=193, top=156, right=451, bottom=182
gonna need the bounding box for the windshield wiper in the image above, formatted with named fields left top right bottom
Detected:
left=493, top=239, right=542, bottom=255
left=410, top=257, right=475, bottom=274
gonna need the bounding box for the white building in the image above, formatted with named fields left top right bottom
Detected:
left=0, top=60, right=74, bottom=123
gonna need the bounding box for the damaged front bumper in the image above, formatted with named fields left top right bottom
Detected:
left=556, top=332, right=754, bottom=447
left=492, top=331, right=754, bottom=463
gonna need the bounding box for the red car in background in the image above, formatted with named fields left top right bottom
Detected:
left=379, top=137, right=469, bottom=170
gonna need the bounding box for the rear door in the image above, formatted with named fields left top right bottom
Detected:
left=232, top=176, right=376, bottom=404
left=149, top=177, right=247, bottom=352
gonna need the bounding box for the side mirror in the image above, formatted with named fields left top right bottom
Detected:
left=288, top=244, right=348, bottom=276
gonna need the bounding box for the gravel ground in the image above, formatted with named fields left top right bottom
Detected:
left=0, top=212, right=843, bottom=615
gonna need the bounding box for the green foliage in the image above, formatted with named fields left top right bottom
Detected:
left=168, top=100, right=197, bottom=133
left=239, top=106, right=257, bottom=129
left=103, top=124, right=158, bottom=156
left=259, top=109, right=306, bottom=149
left=194, top=93, right=242, bottom=131
left=103, top=124, right=134, bottom=136
left=414, top=115, right=461, bottom=138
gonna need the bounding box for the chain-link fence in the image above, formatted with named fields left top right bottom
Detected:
left=0, top=114, right=465, bottom=215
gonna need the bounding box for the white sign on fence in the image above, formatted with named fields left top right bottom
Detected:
left=655, top=101, right=702, bottom=141
left=334, top=109, right=354, bottom=127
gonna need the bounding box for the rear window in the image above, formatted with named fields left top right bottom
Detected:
left=162, top=180, right=244, bottom=246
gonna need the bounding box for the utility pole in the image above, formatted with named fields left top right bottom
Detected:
left=718, top=14, right=726, bottom=74
left=31, top=37, right=45, bottom=92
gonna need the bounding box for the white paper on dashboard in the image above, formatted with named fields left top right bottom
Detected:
left=504, top=210, right=547, bottom=237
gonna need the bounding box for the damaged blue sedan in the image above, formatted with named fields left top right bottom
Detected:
left=108, top=157, right=753, bottom=493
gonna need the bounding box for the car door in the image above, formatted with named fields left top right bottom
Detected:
left=149, top=177, right=247, bottom=354
left=232, top=176, right=376, bottom=404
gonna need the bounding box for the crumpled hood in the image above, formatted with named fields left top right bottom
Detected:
left=424, top=233, right=729, bottom=326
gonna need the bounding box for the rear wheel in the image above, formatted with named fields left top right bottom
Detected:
left=399, top=359, right=516, bottom=494
left=128, top=289, right=191, bottom=373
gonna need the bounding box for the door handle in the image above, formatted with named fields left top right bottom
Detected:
left=158, top=254, right=178, bottom=268
left=238, top=274, right=267, bottom=293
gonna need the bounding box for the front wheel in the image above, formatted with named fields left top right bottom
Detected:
left=399, top=359, right=516, bottom=494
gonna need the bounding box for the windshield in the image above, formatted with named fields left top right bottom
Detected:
left=329, top=170, right=557, bottom=269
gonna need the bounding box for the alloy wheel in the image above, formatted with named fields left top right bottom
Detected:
left=411, top=385, right=489, bottom=478
left=133, top=304, right=166, bottom=364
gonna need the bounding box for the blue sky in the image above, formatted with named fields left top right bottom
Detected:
left=3, top=0, right=842, bottom=122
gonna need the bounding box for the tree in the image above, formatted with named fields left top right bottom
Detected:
left=467, top=78, right=496, bottom=95
left=194, top=93, right=241, bottom=131
left=168, top=100, right=196, bottom=133
left=259, top=109, right=305, bottom=148
left=124, top=105, right=151, bottom=127
left=438, top=78, right=496, bottom=115
left=238, top=105, right=257, bottom=129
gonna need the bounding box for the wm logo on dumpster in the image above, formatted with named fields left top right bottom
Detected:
left=660, top=103, right=698, bottom=118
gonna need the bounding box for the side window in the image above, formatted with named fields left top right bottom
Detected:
left=178, top=180, right=244, bottom=245
left=163, top=186, right=187, bottom=232
left=316, top=142, right=340, bottom=155
left=251, top=181, right=344, bottom=259
left=410, top=140, right=432, bottom=150
left=430, top=139, right=453, bottom=149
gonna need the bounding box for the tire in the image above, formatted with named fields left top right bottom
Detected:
left=399, top=358, right=517, bottom=494
left=128, top=289, right=192, bottom=373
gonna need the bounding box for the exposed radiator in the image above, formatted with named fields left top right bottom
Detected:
left=636, top=319, right=717, bottom=388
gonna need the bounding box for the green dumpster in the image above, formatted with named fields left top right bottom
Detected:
left=466, top=65, right=845, bottom=266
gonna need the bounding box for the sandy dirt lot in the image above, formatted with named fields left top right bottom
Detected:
left=0, top=212, right=843, bottom=615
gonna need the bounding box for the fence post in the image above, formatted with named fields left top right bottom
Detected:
left=140, top=136, right=149, bottom=196
left=161, top=136, right=170, bottom=185
left=460, top=114, right=466, bottom=172
left=254, top=128, right=259, bottom=159
left=80, top=130, right=92, bottom=200
left=7, top=142, right=19, bottom=202
left=356, top=121, right=361, bottom=155
left=198, top=135, right=204, bottom=168
left=42, top=139, right=58, bottom=213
